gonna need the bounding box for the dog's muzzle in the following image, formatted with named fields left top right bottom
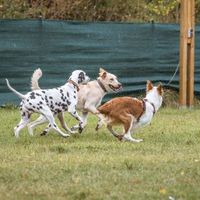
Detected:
left=109, top=83, right=122, bottom=92
left=84, top=76, right=90, bottom=83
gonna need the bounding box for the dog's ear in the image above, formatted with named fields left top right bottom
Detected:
left=146, top=80, right=153, bottom=92
left=157, top=84, right=164, bottom=96
left=99, top=67, right=106, bottom=73
left=99, top=68, right=107, bottom=79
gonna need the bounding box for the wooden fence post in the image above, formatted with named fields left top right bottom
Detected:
left=179, top=0, right=195, bottom=107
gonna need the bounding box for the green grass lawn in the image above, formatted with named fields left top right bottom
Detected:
left=0, top=107, right=200, bottom=200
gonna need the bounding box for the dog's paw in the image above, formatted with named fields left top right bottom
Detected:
left=135, top=139, right=143, bottom=143
left=78, top=122, right=84, bottom=134
left=121, top=135, right=143, bottom=143
left=95, top=125, right=99, bottom=131
left=69, top=130, right=77, bottom=134
left=78, top=126, right=83, bottom=134
left=62, top=133, right=70, bottom=138
left=71, top=125, right=79, bottom=131
left=40, top=130, right=48, bottom=136
left=117, top=135, right=124, bottom=141
left=95, top=123, right=103, bottom=131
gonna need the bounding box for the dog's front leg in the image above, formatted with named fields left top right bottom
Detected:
left=85, top=105, right=99, bottom=115
left=71, top=111, right=88, bottom=132
left=68, top=107, right=84, bottom=133
left=40, top=123, right=51, bottom=136
left=95, top=113, right=104, bottom=131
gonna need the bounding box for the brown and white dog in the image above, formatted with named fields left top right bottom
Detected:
left=96, top=81, right=163, bottom=142
left=30, top=68, right=122, bottom=135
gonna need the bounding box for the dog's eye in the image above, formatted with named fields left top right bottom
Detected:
left=79, top=72, right=84, bottom=78
left=110, top=78, right=114, bottom=81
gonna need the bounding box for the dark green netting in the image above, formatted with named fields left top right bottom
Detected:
left=0, top=19, right=199, bottom=105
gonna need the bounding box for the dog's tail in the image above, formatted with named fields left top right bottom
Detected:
left=31, top=68, right=42, bottom=90
left=6, top=79, right=26, bottom=99
left=97, top=102, right=112, bottom=115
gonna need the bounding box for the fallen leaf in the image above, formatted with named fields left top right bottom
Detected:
left=159, top=188, right=167, bottom=195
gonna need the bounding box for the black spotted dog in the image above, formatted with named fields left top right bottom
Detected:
left=6, top=70, right=90, bottom=138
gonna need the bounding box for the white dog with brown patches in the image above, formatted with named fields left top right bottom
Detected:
left=31, top=68, right=122, bottom=135
left=96, top=81, right=163, bottom=142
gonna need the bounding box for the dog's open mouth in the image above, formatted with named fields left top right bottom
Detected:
left=109, top=84, right=122, bottom=92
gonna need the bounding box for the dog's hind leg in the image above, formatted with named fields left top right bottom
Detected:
left=57, top=112, right=76, bottom=134
left=41, top=112, right=77, bottom=136
left=40, top=107, right=70, bottom=138
left=107, top=125, right=121, bottom=137
left=27, top=115, right=47, bottom=136
left=14, top=112, right=31, bottom=137
left=122, top=115, right=143, bottom=143
left=41, top=112, right=78, bottom=136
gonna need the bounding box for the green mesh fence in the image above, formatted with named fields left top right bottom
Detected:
left=0, top=19, right=199, bottom=105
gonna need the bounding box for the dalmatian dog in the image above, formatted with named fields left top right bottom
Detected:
left=6, top=70, right=90, bottom=138
left=31, top=68, right=122, bottom=135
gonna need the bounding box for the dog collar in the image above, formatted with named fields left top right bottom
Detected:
left=68, top=79, right=80, bottom=91
left=97, top=79, right=107, bottom=93
left=137, top=99, right=156, bottom=122
left=143, top=98, right=156, bottom=115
